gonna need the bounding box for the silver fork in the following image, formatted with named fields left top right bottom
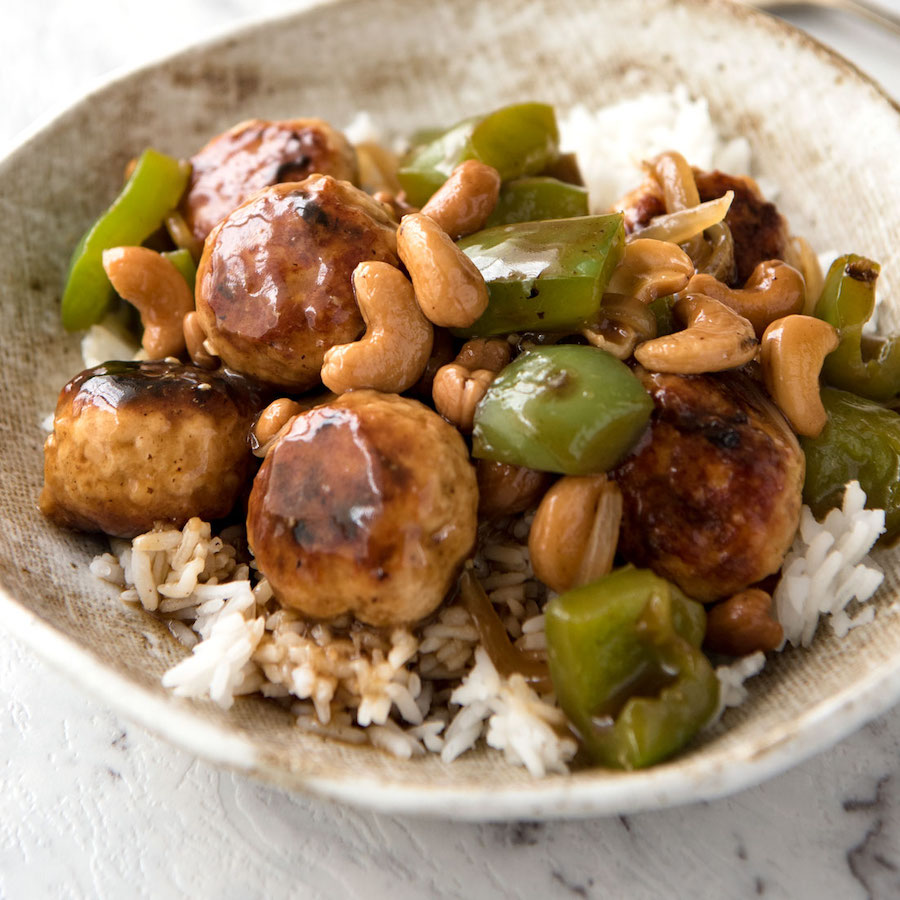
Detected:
left=749, top=0, right=900, bottom=36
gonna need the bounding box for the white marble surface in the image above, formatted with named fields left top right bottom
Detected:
left=3, top=1, right=900, bottom=897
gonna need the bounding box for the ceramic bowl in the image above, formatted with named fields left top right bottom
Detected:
left=2, top=0, right=900, bottom=820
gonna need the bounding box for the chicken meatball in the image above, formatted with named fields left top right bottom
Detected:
left=195, top=176, right=399, bottom=392
left=612, top=370, right=804, bottom=601
left=180, top=118, right=358, bottom=242
left=615, top=169, right=790, bottom=286
left=40, top=361, right=260, bottom=538
left=247, top=390, right=478, bottom=627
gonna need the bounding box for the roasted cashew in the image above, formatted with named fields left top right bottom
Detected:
left=420, top=160, right=501, bottom=239
left=183, top=311, right=218, bottom=369
left=582, top=294, right=658, bottom=360
left=164, top=211, right=204, bottom=262
left=648, top=151, right=705, bottom=259
left=760, top=314, right=838, bottom=437
left=432, top=364, right=495, bottom=433
left=454, top=337, right=511, bottom=373
left=783, top=235, right=825, bottom=315
left=251, top=398, right=304, bottom=458
left=631, top=190, right=734, bottom=246
left=705, top=588, right=783, bottom=656
left=321, top=261, right=433, bottom=394
left=102, top=246, right=194, bottom=359
left=686, top=260, right=806, bottom=337
left=355, top=141, right=402, bottom=196
left=634, top=293, right=758, bottom=374
left=475, top=459, right=553, bottom=519
left=397, top=213, right=489, bottom=328
left=606, top=238, right=694, bottom=304
left=432, top=338, right=510, bottom=432
left=528, top=474, right=623, bottom=594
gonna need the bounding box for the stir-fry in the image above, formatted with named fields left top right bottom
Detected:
left=39, top=102, right=897, bottom=773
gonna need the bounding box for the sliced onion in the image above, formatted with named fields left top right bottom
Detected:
left=458, top=569, right=552, bottom=692
left=631, top=191, right=734, bottom=246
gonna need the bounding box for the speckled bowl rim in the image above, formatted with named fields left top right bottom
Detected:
left=3, top=0, right=900, bottom=821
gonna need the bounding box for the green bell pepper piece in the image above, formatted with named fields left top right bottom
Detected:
left=162, top=248, right=198, bottom=293
left=649, top=295, right=677, bottom=337
left=801, top=387, right=900, bottom=543
left=545, top=566, right=718, bottom=770
left=815, top=254, right=900, bottom=402
left=397, top=102, right=559, bottom=207
left=484, top=176, right=589, bottom=227
left=472, top=344, right=653, bottom=475
left=454, top=214, right=626, bottom=337
left=61, top=149, right=191, bottom=331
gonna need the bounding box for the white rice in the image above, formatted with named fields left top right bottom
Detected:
left=558, top=84, right=755, bottom=213
left=774, top=481, right=885, bottom=647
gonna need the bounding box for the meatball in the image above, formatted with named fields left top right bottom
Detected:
left=247, top=390, right=478, bottom=627
left=180, top=118, right=358, bottom=242
left=40, top=361, right=260, bottom=538
left=612, top=370, right=804, bottom=601
left=615, top=169, right=790, bottom=286
left=195, top=176, right=399, bottom=392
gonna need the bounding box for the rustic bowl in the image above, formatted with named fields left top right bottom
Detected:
left=2, top=0, right=899, bottom=820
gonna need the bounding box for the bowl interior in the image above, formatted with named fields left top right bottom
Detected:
left=3, top=0, right=900, bottom=819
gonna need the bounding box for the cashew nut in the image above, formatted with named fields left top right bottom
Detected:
left=582, top=294, right=658, bottom=360
left=634, top=293, right=758, bottom=374
left=183, top=311, right=219, bottom=369
left=783, top=235, right=825, bottom=315
left=432, top=364, right=495, bottom=433
left=320, top=261, right=433, bottom=394
left=355, top=141, right=402, bottom=196
left=649, top=151, right=700, bottom=212
left=397, top=213, right=489, bottom=328
left=101, top=246, right=194, bottom=359
left=432, top=338, right=510, bottom=431
left=760, top=314, right=838, bottom=437
left=705, top=588, right=783, bottom=656
left=686, top=260, right=806, bottom=337
left=454, top=337, right=511, bottom=373
left=420, top=160, right=501, bottom=239
left=528, top=474, right=623, bottom=594
left=631, top=190, right=734, bottom=245
left=475, top=459, right=553, bottom=519
left=251, top=398, right=304, bottom=458
left=606, top=238, right=694, bottom=304
left=164, top=211, right=204, bottom=262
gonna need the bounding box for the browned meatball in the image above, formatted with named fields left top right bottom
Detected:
left=180, top=118, right=358, bottom=242
left=612, top=370, right=804, bottom=601
left=614, top=169, right=790, bottom=286
left=40, top=361, right=260, bottom=538
left=247, top=390, right=478, bottom=627
left=195, top=176, right=399, bottom=392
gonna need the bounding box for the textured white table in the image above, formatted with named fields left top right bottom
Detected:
left=3, top=2, right=900, bottom=897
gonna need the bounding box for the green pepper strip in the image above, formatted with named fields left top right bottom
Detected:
left=484, top=176, right=589, bottom=227
left=61, top=149, right=191, bottom=331
left=398, top=102, right=559, bottom=207
left=472, top=344, right=653, bottom=476
left=456, top=214, right=625, bottom=338
left=162, top=248, right=198, bottom=293
left=545, top=566, right=718, bottom=770
left=801, top=387, right=900, bottom=544
left=815, top=254, right=900, bottom=402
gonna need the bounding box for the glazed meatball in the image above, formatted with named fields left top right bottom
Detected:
left=180, top=118, right=358, bottom=242
left=247, top=390, right=478, bottom=627
left=40, top=361, right=260, bottom=538
left=612, top=370, right=804, bottom=601
left=615, top=169, right=790, bottom=286
left=195, top=176, right=399, bottom=392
